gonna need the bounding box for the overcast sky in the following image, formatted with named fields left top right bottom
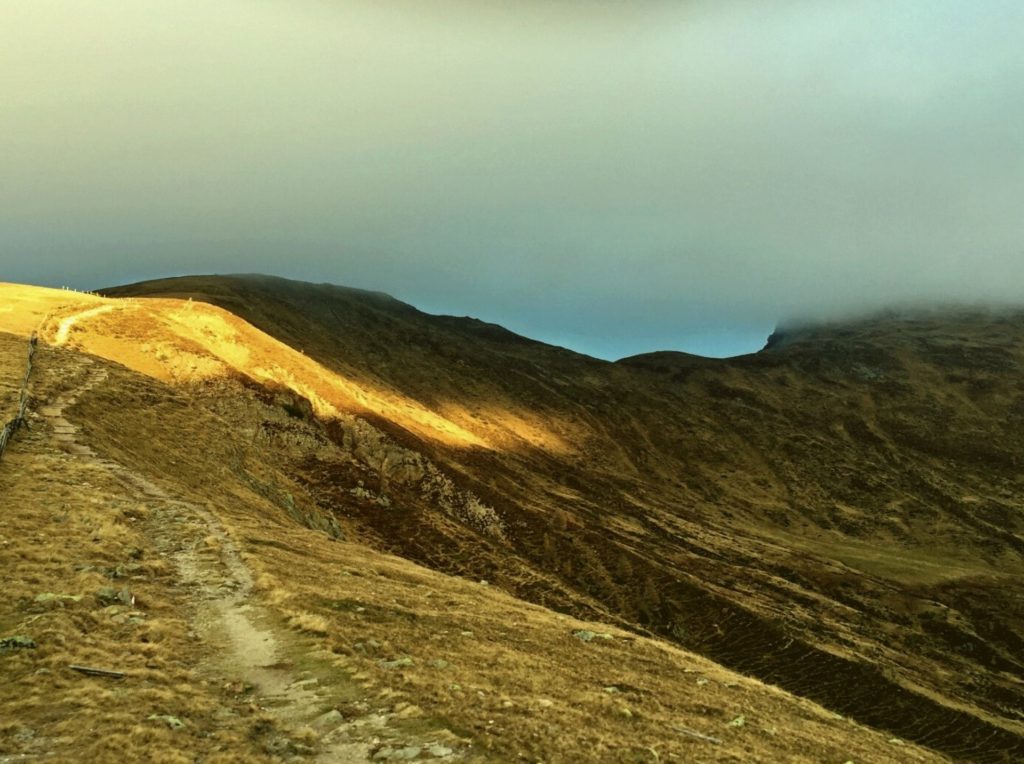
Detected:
left=3, top=1, right=1023, bottom=359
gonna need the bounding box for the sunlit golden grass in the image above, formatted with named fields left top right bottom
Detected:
left=38, top=337, right=941, bottom=763
left=0, top=283, right=518, bottom=450
left=5, top=277, right=1024, bottom=761
left=0, top=283, right=101, bottom=335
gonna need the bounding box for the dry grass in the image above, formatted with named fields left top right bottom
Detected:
left=5, top=334, right=938, bottom=763
left=235, top=528, right=944, bottom=763
left=288, top=612, right=332, bottom=636
left=0, top=282, right=489, bottom=449
left=4, top=278, right=1024, bottom=761
left=0, top=337, right=292, bottom=763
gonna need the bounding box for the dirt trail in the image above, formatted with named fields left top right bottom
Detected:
left=35, top=352, right=436, bottom=762
left=53, top=304, right=119, bottom=346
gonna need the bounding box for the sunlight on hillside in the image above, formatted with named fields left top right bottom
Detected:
left=5, top=278, right=1024, bottom=761
left=0, top=282, right=101, bottom=335
left=438, top=401, right=579, bottom=454
left=0, top=283, right=542, bottom=451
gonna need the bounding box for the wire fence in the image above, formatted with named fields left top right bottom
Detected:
left=0, top=333, right=39, bottom=460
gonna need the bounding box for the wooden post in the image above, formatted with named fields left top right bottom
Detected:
left=0, top=333, right=40, bottom=461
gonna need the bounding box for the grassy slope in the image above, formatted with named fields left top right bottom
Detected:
left=102, top=275, right=1024, bottom=761
left=0, top=310, right=940, bottom=762
left=106, top=276, right=1024, bottom=759
left=4, top=276, right=1024, bottom=759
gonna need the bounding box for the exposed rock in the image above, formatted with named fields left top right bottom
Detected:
left=148, top=714, right=186, bottom=729
left=378, top=656, right=415, bottom=670
left=95, top=586, right=134, bottom=606
left=34, top=593, right=82, bottom=605
left=389, top=746, right=423, bottom=760
left=572, top=629, right=613, bottom=643
left=311, top=709, right=344, bottom=731
left=0, top=635, right=37, bottom=651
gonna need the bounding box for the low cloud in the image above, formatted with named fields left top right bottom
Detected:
left=2, top=0, right=1022, bottom=358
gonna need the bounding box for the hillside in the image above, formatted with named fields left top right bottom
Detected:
left=2, top=276, right=1023, bottom=762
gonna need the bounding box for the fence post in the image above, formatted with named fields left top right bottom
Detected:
left=0, top=333, right=40, bottom=461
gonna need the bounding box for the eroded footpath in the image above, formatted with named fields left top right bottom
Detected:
left=0, top=341, right=460, bottom=762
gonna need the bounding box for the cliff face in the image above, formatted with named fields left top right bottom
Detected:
left=30, top=275, right=1024, bottom=760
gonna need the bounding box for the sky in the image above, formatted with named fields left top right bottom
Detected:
left=2, top=1, right=1023, bottom=360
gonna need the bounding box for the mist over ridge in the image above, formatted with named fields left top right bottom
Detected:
left=4, top=4, right=1024, bottom=760
left=2, top=0, right=1022, bottom=359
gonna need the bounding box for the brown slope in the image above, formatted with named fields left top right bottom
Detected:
left=101, top=275, right=1024, bottom=762
left=1, top=290, right=948, bottom=763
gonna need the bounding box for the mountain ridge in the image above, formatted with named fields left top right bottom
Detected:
left=102, top=272, right=1024, bottom=363
left=3, top=276, right=1023, bottom=762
